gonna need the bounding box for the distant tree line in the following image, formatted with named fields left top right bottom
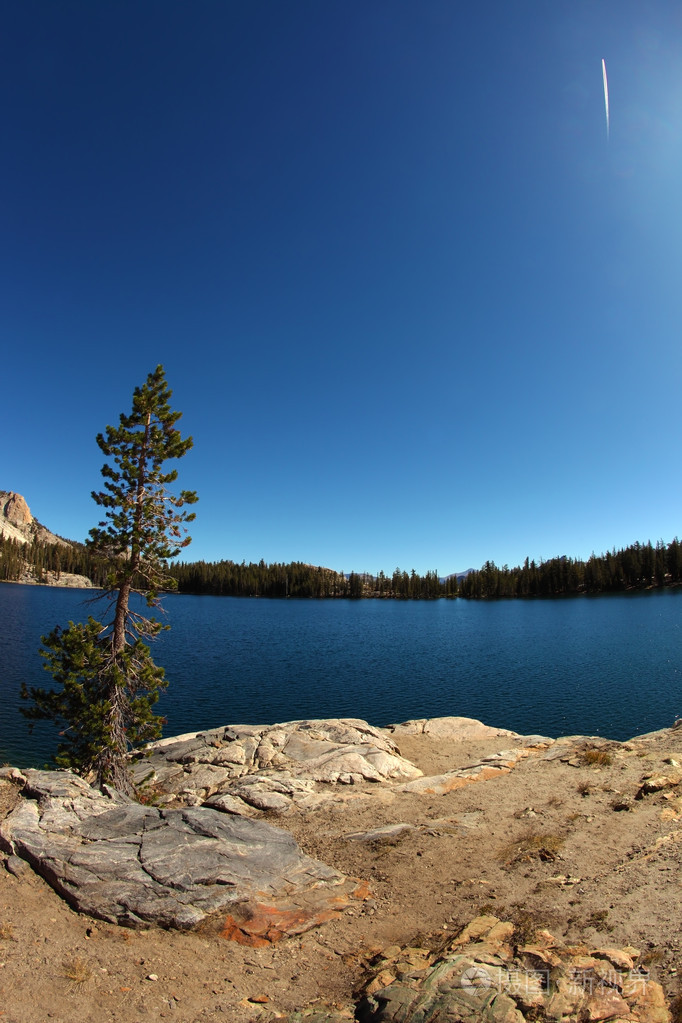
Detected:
left=2, top=533, right=682, bottom=600
left=0, top=535, right=110, bottom=586
left=457, top=538, right=682, bottom=598
left=166, top=561, right=445, bottom=599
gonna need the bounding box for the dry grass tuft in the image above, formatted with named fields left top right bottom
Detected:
left=587, top=908, right=610, bottom=929
left=499, top=828, right=565, bottom=865
left=577, top=780, right=592, bottom=796
left=62, top=957, right=92, bottom=985
left=0, top=780, right=22, bottom=820
left=0, top=921, right=15, bottom=940
left=584, top=748, right=613, bottom=767
left=508, top=905, right=543, bottom=946
left=640, top=947, right=665, bottom=966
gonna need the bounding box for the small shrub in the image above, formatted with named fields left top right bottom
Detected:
left=509, top=905, right=543, bottom=946
left=137, top=784, right=163, bottom=806
left=62, top=957, right=92, bottom=985
left=0, top=921, right=14, bottom=940
left=577, top=780, right=592, bottom=796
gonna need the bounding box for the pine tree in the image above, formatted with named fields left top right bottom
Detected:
left=22, top=366, right=197, bottom=796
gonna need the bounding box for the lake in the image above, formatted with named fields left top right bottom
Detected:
left=2, top=584, right=681, bottom=768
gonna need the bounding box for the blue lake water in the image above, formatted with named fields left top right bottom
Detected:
left=2, top=583, right=681, bottom=767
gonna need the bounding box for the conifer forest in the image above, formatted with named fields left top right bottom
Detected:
left=2, top=533, right=681, bottom=600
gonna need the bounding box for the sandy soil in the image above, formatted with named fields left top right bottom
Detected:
left=1, top=727, right=681, bottom=1022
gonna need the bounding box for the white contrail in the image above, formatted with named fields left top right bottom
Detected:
left=602, top=58, right=610, bottom=140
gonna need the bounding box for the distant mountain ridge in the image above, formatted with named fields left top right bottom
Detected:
left=443, top=569, right=475, bottom=582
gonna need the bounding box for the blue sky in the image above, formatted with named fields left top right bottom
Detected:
left=3, top=1, right=682, bottom=576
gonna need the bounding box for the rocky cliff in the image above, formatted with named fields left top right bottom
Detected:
left=0, top=490, right=92, bottom=587
left=0, top=490, right=68, bottom=546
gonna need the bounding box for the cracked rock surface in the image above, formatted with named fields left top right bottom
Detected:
left=0, top=769, right=354, bottom=932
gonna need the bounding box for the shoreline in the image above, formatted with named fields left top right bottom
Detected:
left=0, top=575, right=94, bottom=590
left=3, top=575, right=682, bottom=599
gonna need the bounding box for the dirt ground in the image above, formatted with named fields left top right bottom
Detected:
left=1, top=726, right=681, bottom=1022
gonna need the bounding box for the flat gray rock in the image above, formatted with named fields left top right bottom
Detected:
left=344, top=823, right=414, bottom=843
left=0, top=770, right=355, bottom=934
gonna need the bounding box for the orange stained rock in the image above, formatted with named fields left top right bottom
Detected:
left=411, top=766, right=512, bottom=796
left=220, top=901, right=346, bottom=946
left=350, top=880, right=372, bottom=901
left=583, top=989, right=632, bottom=1021
left=626, top=979, right=671, bottom=1023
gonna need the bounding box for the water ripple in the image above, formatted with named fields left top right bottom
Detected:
left=2, top=586, right=681, bottom=767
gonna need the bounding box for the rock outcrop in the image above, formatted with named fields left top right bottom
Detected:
left=281, top=914, right=670, bottom=1022
left=0, top=768, right=363, bottom=936
left=351, top=915, right=669, bottom=1023
left=133, top=718, right=423, bottom=813
left=0, top=490, right=67, bottom=546
left=2, top=491, right=31, bottom=528
left=132, top=717, right=556, bottom=815
left=0, top=489, right=90, bottom=586
left=385, top=716, right=518, bottom=740
left=2, top=715, right=680, bottom=1023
